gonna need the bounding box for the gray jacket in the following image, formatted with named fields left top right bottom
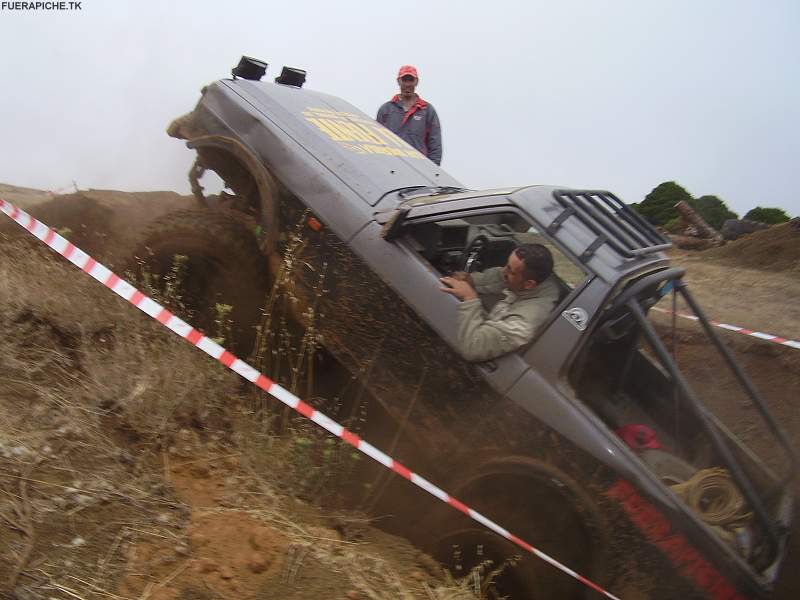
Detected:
left=376, top=95, right=442, bottom=165
left=456, top=268, right=561, bottom=362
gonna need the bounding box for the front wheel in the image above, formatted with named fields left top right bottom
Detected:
left=129, top=208, right=269, bottom=356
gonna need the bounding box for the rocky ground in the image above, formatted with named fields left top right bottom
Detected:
left=0, top=184, right=798, bottom=599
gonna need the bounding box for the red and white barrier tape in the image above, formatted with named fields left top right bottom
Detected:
left=651, top=307, right=800, bottom=351
left=0, top=198, right=620, bottom=599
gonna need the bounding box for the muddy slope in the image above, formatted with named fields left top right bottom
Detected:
left=0, top=231, right=473, bottom=600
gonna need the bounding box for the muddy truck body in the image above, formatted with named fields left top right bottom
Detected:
left=137, top=58, right=796, bottom=599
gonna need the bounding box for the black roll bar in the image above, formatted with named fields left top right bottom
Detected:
left=629, top=300, right=782, bottom=565
left=602, top=265, right=797, bottom=567
left=676, top=281, right=799, bottom=482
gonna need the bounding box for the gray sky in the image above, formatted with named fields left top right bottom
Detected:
left=1, top=0, right=797, bottom=217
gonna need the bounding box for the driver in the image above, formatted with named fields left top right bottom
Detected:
left=439, top=243, right=560, bottom=361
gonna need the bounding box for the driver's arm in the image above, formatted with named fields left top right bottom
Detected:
left=456, top=300, right=536, bottom=362
left=466, top=266, right=505, bottom=294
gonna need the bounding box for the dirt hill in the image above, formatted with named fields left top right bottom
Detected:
left=0, top=187, right=474, bottom=600
left=701, top=219, right=800, bottom=273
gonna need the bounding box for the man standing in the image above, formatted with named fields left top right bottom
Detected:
left=377, top=65, right=442, bottom=165
left=439, top=244, right=560, bottom=362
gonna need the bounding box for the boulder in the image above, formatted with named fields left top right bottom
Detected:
left=721, top=219, right=769, bottom=241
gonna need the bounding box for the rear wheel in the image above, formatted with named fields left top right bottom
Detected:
left=424, top=468, right=607, bottom=600
left=129, top=208, right=269, bottom=356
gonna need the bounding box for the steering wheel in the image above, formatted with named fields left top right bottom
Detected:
left=460, top=235, right=489, bottom=272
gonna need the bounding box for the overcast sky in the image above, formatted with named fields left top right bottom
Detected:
left=0, top=0, right=797, bottom=217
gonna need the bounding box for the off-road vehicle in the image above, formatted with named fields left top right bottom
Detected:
left=133, top=56, right=796, bottom=599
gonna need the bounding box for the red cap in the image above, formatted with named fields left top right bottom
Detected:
left=397, top=65, right=419, bottom=79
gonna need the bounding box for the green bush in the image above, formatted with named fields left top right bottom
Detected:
left=633, top=182, right=738, bottom=230
left=636, top=181, right=692, bottom=226
left=691, top=195, right=738, bottom=230
left=664, top=216, right=684, bottom=233
left=743, top=206, right=791, bottom=224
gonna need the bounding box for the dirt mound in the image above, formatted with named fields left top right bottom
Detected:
left=0, top=185, right=195, bottom=267
left=701, top=220, right=800, bottom=272
left=0, top=234, right=474, bottom=600
left=0, top=182, right=53, bottom=208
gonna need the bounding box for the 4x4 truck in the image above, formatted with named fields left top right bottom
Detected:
left=133, top=57, right=796, bottom=599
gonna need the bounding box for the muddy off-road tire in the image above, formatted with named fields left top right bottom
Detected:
left=129, top=208, right=269, bottom=356
left=422, top=463, right=608, bottom=600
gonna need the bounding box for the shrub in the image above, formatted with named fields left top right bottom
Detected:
left=743, top=206, right=791, bottom=224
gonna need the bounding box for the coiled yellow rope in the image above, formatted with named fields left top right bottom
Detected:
left=671, top=468, right=752, bottom=527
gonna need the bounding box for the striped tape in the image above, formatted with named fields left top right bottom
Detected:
left=0, top=198, right=620, bottom=599
left=651, top=307, right=800, bottom=350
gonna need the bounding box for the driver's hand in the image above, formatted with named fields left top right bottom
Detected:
left=450, top=271, right=474, bottom=286
left=440, top=277, right=479, bottom=301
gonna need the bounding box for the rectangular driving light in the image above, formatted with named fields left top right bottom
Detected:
left=232, top=56, right=268, bottom=81
left=275, top=66, right=306, bottom=87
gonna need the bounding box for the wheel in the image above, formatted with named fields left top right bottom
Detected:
left=423, top=469, right=607, bottom=600
left=129, top=208, right=269, bottom=356
left=461, top=235, right=489, bottom=272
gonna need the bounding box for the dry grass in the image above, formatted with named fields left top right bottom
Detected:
left=0, top=232, right=485, bottom=599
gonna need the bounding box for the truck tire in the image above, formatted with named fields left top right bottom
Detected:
left=422, top=463, right=608, bottom=600
left=129, top=208, right=269, bottom=356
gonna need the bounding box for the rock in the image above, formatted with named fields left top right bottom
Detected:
left=218, top=566, right=234, bottom=580
left=195, top=558, right=217, bottom=574
left=70, top=536, right=86, bottom=547
left=189, top=532, right=208, bottom=549
left=116, top=449, right=134, bottom=465
left=74, top=493, right=93, bottom=506
left=248, top=527, right=274, bottom=550
left=721, top=218, right=769, bottom=241
left=10, top=445, right=32, bottom=458
left=56, top=424, right=81, bottom=439
left=95, top=480, right=113, bottom=491
left=248, top=533, right=260, bottom=550
left=247, top=553, right=269, bottom=574
left=191, top=464, right=210, bottom=478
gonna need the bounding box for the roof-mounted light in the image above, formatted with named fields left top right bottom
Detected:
left=275, top=66, right=306, bottom=88
left=232, top=56, right=268, bottom=81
